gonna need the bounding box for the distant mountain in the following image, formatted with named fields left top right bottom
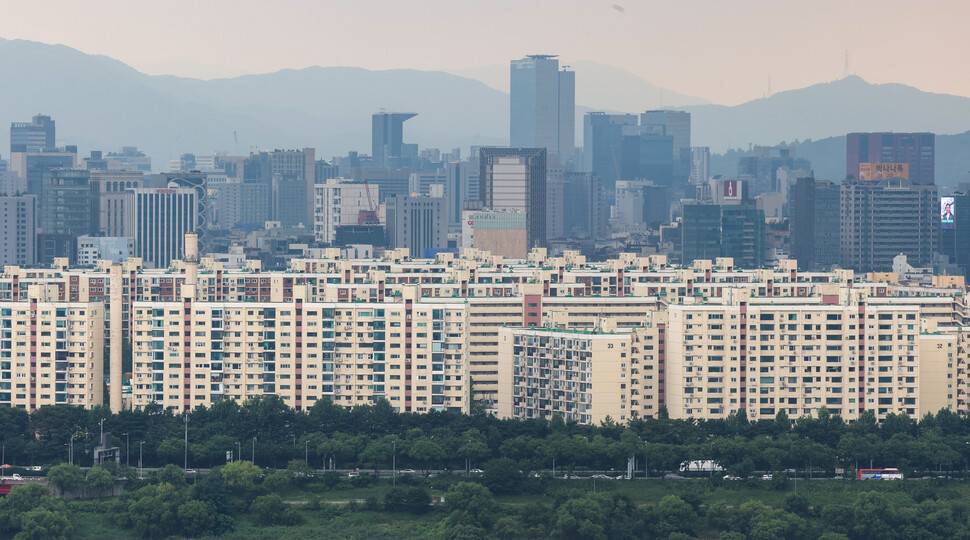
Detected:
left=684, top=76, right=970, bottom=153
left=0, top=38, right=508, bottom=165
left=1, top=38, right=969, bottom=181
left=446, top=60, right=709, bottom=111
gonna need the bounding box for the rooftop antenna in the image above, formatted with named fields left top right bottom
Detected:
left=767, top=73, right=772, bottom=97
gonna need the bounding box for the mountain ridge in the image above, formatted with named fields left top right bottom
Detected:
left=1, top=38, right=968, bottom=181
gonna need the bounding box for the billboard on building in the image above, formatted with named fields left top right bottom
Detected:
left=859, top=163, right=909, bottom=181
left=941, top=197, right=955, bottom=229
left=722, top=180, right=741, bottom=200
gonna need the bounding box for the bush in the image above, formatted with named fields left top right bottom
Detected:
left=46, top=464, right=84, bottom=494
left=250, top=493, right=302, bottom=526
left=261, top=471, right=292, bottom=493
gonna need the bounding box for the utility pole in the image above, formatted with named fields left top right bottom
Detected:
left=305, top=439, right=309, bottom=467
left=124, top=433, right=129, bottom=468
left=392, top=440, right=397, bottom=486
left=139, top=441, right=144, bottom=478
left=252, top=436, right=257, bottom=464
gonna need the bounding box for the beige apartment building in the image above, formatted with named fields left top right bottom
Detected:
left=0, top=232, right=966, bottom=417
left=0, top=285, right=104, bottom=410
left=130, top=286, right=468, bottom=414
left=497, top=288, right=969, bottom=425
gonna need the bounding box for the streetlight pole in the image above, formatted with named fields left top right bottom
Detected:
left=252, top=436, right=256, bottom=465
left=124, top=433, right=129, bottom=468
left=183, top=415, right=189, bottom=471
left=139, top=441, right=144, bottom=478
left=392, top=440, right=397, bottom=486
left=237, top=441, right=241, bottom=463
left=305, top=439, right=309, bottom=467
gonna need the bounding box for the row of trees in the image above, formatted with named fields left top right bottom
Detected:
left=3, top=397, right=970, bottom=475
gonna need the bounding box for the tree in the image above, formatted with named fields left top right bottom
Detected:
left=85, top=466, right=115, bottom=497
left=250, top=493, right=301, bottom=526
left=458, top=428, right=490, bottom=470
left=261, top=470, right=291, bottom=493
left=13, top=508, right=72, bottom=540
left=177, top=500, right=217, bottom=538
left=482, top=457, right=522, bottom=494
left=442, top=482, right=496, bottom=530
left=155, top=464, right=188, bottom=487
left=46, top=463, right=84, bottom=494
left=123, top=483, right=190, bottom=539
left=220, top=460, right=260, bottom=492
left=407, top=437, right=445, bottom=472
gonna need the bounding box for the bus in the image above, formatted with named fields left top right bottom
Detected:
left=858, top=468, right=903, bottom=480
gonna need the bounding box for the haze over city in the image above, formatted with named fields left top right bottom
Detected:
left=2, top=0, right=970, bottom=105
left=3, top=2, right=970, bottom=538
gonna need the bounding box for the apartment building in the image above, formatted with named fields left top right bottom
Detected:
left=497, top=288, right=968, bottom=425
left=130, top=286, right=468, bottom=414
left=0, top=233, right=965, bottom=415
left=0, top=285, right=103, bottom=410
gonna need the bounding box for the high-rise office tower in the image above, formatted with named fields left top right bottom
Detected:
left=124, top=187, right=198, bottom=268
left=789, top=177, right=840, bottom=270
left=89, top=170, right=143, bottom=237
left=510, top=55, right=575, bottom=158
left=147, top=172, right=209, bottom=251
left=312, top=178, right=370, bottom=244
left=641, top=110, right=691, bottom=180
left=372, top=112, right=417, bottom=168
left=582, top=112, right=637, bottom=189
left=682, top=203, right=765, bottom=268
left=10, top=114, right=55, bottom=153
left=0, top=195, right=36, bottom=266
left=8, top=148, right=77, bottom=221
left=689, top=147, right=710, bottom=185
left=846, top=132, right=935, bottom=185
left=41, top=168, right=96, bottom=236
left=621, top=131, right=675, bottom=186
left=840, top=177, right=938, bottom=272
left=386, top=194, right=447, bottom=257
left=546, top=172, right=605, bottom=240
left=479, top=147, right=547, bottom=250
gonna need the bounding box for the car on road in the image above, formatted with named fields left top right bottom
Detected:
left=761, top=474, right=773, bottom=480
left=399, top=469, right=416, bottom=474
left=10, top=474, right=22, bottom=480
left=347, top=471, right=360, bottom=478
left=469, top=468, right=483, bottom=474
left=724, top=475, right=742, bottom=480
left=664, top=473, right=685, bottom=479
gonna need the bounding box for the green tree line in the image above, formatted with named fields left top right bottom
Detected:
left=3, top=398, right=970, bottom=476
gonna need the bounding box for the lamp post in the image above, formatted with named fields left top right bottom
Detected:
left=139, top=441, right=145, bottom=478
left=183, top=415, right=189, bottom=471
left=124, top=433, right=130, bottom=468
left=392, top=440, right=397, bottom=486
left=237, top=441, right=241, bottom=463
left=252, top=436, right=257, bottom=465
left=305, top=439, right=310, bottom=467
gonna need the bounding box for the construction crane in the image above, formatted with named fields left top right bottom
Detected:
left=358, top=180, right=380, bottom=224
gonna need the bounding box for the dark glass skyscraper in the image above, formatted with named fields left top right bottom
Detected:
left=789, top=177, right=841, bottom=270
left=846, top=132, right=935, bottom=185
left=582, top=112, right=636, bottom=189
left=372, top=112, right=417, bottom=168
left=510, top=55, right=574, bottom=158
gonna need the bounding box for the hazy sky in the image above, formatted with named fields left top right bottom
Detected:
left=2, top=0, right=968, bottom=105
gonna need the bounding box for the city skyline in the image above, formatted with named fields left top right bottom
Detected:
left=0, top=0, right=969, bottom=106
